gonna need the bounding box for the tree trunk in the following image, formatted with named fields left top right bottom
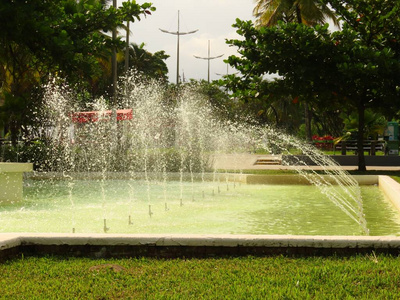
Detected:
left=295, top=5, right=313, bottom=142
left=357, top=99, right=366, bottom=171
left=304, top=101, right=313, bottom=142
left=269, top=104, right=280, bottom=125
left=296, top=5, right=302, bottom=24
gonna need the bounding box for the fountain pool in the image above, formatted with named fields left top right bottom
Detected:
left=1, top=175, right=399, bottom=236
left=2, top=75, right=400, bottom=259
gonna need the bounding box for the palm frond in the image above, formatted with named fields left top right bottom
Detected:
left=253, top=0, right=339, bottom=27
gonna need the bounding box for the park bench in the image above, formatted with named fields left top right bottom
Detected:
left=334, top=140, right=386, bottom=155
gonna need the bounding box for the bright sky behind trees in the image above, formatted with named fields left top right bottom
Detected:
left=124, top=0, right=255, bottom=83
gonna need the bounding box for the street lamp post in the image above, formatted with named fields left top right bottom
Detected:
left=160, top=11, right=198, bottom=85
left=194, top=40, right=223, bottom=83
left=112, top=0, right=117, bottom=105
left=125, top=0, right=130, bottom=73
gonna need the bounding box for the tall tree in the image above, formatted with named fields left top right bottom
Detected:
left=0, top=0, right=155, bottom=144
left=118, top=43, right=169, bottom=82
left=253, top=0, right=339, bottom=27
left=223, top=0, right=400, bottom=171
left=253, top=0, right=339, bottom=141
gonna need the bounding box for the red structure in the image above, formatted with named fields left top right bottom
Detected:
left=71, top=109, right=133, bottom=124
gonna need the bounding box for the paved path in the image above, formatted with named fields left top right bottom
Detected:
left=212, top=154, right=400, bottom=171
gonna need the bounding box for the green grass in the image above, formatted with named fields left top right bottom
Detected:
left=1, top=254, right=400, bottom=299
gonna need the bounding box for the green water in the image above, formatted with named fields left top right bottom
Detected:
left=1, top=179, right=399, bottom=236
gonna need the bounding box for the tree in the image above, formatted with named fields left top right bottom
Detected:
left=253, top=0, right=339, bottom=141
left=223, top=0, right=400, bottom=171
left=119, top=43, right=169, bottom=82
left=0, top=0, right=155, bottom=144
left=253, top=0, right=339, bottom=27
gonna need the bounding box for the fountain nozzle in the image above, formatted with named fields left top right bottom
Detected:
left=103, top=219, right=109, bottom=233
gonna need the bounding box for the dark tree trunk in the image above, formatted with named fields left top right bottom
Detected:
left=296, top=5, right=302, bottom=24
left=295, top=7, right=313, bottom=142
left=8, top=115, right=19, bottom=148
left=269, top=104, right=280, bottom=125
left=304, top=101, right=313, bottom=142
left=357, top=99, right=366, bottom=171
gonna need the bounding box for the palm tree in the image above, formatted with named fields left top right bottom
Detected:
left=253, top=0, right=339, bottom=28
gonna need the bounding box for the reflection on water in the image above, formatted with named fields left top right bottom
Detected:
left=1, top=179, right=399, bottom=236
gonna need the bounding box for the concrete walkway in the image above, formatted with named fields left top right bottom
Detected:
left=212, top=154, right=400, bottom=171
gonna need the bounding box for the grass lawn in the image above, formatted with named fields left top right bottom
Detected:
left=1, top=254, right=400, bottom=299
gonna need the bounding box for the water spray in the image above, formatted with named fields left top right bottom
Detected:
left=24, top=72, right=373, bottom=237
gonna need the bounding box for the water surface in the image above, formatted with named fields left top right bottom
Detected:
left=0, top=179, right=399, bottom=236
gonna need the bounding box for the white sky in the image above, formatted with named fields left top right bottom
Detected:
left=118, top=0, right=255, bottom=83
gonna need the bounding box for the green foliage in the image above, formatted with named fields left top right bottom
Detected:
left=119, top=43, right=169, bottom=82
left=0, top=140, right=49, bottom=169
left=253, top=0, right=339, bottom=27
left=0, top=0, right=156, bottom=144
left=182, top=80, right=235, bottom=121
left=0, top=0, right=155, bottom=86
left=222, top=0, right=400, bottom=170
left=224, top=17, right=399, bottom=106
left=341, top=109, right=387, bottom=139
left=297, top=122, right=318, bottom=140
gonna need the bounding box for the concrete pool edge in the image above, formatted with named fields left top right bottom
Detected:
left=2, top=174, right=400, bottom=260
left=2, top=233, right=400, bottom=259
left=0, top=162, right=33, bottom=202
left=378, top=175, right=400, bottom=212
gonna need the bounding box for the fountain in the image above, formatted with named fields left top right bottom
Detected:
left=1, top=73, right=400, bottom=258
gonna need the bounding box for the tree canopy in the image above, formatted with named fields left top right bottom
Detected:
left=119, top=43, right=169, bottom=82
left=223, top=0, right=400, bottom=170
left=253, top=0, right=339, bottom=27
left=0, top=0, right=157, bottom=144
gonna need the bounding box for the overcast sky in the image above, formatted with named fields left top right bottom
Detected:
left=118, top=0, right=255, bottom=83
